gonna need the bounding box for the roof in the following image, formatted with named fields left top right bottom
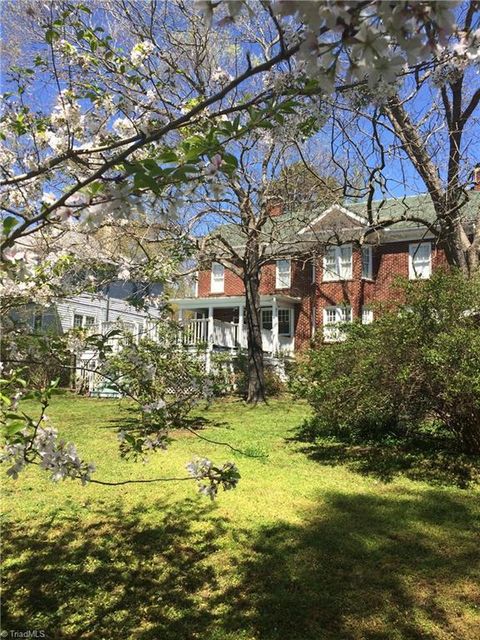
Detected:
left=204, top=191, right=480, bottom=250
left=345, top=191, right=480, bottom=230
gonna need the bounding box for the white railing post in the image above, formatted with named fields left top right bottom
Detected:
left=272, top=297, right=279, bottom=355
left=206, top=306, right=214, bottom=372
left=238, top=304, right=244, bottom=348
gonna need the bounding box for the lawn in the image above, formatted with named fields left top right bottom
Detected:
left=2, top=394, right=479, bottom=640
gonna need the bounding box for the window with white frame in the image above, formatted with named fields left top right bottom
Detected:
left=278, top=308, right=292, bottom=336
left=276, top=259, right=291, bottom=289
left=211, top=262, right=225, bottom=293
left=323, top=245, right=352, bottom=281
left=73, top=313, right=95, bottom=329
left=409, top=242, right=432, bottom=279
left=361, top=246, right=373, bottom=279
left=261, top=307, right=273, bottom=331
left=323, top=305, right=352, bottom=341
left=362, top=307, right=374, bottom=324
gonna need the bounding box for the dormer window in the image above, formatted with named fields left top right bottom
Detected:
left=323, top=245, right=352, bottom=281
left=276, top=259, right=291, bottom=289
left=211, top=262, right=224, bottom=293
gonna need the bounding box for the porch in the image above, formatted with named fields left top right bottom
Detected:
left=170, top=294, right=300, bottom=356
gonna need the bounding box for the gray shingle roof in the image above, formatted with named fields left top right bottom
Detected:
left=206, top=191, right=480, bottom=248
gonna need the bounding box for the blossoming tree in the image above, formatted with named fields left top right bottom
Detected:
left=2, top=0, right=478, bottom=489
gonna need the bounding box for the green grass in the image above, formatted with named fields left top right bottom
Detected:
left=2, top=394, right=479, bottom=640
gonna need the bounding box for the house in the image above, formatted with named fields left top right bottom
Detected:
left=6, top=228, right=163, bottom=394
left=171, top=190, right=480, bottom=358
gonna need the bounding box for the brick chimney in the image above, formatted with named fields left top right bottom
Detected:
left=474, top=164, right=480, bottom=191
left=265, top=196, right=284, bottom=217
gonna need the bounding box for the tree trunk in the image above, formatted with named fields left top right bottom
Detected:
left=243, top=270, right=266, bottom=404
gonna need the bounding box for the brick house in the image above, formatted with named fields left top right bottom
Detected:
left=171, top=191, right=480, bottom=357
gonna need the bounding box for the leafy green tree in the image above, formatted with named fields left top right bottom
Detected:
left=292, top=270, right=480, bottom=454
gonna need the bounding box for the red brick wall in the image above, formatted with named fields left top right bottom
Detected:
left=300, top=241, right=447, bottom=350
left=197, top=267, right=244, bottom=297
left=196, top=242, right=447, bottom=350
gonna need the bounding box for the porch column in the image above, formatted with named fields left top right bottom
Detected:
left=238, top=304, right=244, bottom=348
left=178, top=307, right=184, bottom=324
left=206, top=306, right=214, bottom=372
left=272, top=297, right=279, bottom=355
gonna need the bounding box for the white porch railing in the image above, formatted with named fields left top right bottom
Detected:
left=212, top=319, right=238, bottom=348
left=180, top=318, right=294, bottom=354
left=182, top=318, right=209, bottom=345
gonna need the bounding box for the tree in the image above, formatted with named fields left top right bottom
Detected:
left=2, top=0, right=477, bottom=487
left=292, top=270, right=480, bottom=454
left=187, top=136, right=340, bottom=403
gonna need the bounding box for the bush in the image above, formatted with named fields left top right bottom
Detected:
left=291, top=270, right=480, bottom=454
left=233, top=352, right=286, bottom=398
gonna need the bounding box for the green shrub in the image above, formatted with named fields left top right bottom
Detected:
left=291, top=270, right=480, bottom=454
left=233, top=352, right=286, bottom=398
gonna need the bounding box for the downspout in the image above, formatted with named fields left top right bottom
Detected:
left=311, top=251, right=317, bottom=340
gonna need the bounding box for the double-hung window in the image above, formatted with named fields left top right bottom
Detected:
left=278, top=308, right=292, bottom=336
left=361, top=246, right=373, bottom=280
left=362, top=307, right=374, bottom=325
left=261, top=308, right=273, bottom=331
left=323, top=245, right=352, bottom=281
left=211, top=262, right=225, bottom=293
left=323, top=306, right=352, bottom=341
left=73, top=314, right=95, bottom=329
left=409, top=242, right=432, bottom=279
left=276, top=259, right=291, bottom=289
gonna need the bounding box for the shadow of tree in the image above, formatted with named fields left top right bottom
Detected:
left=296, top=440, right=480, bottom=488
left=104, top=406, right=229, bottom=433
left=3, top=490, right=479, bottom=639
left=2, top=498, right=227, bottom=640
left=216, top=490, right=480, bottom=640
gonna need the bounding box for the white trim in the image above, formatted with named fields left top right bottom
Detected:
left=210, top=262, right=224, bottom=293
left=194, top=271, right=199, bottom=297
left=299, top=204, right=367, bottom=234
left=323, top=244, right=352, bottom=281
left=362, top=306, right=374, bottom=324
left=170, top=294, right=301, bottom=309
left=278, top=307, right=293, bottom=337
left=323, top=305, right=352, bottom=342
left=408, top=242, right=432, bottom=280
left=361, top=245, right=373, bottom=280
left=276, top=258, right=291, bottom=289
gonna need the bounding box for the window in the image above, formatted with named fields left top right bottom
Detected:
left=278, top=308, right=292, bottom=336
left=323, top=306, right=352, bottom=341
left=409, top=242, right=431, bottom=279
left=261, top=308, right=273, bottom=331
left=211, top=262, right=224, bottom=293
left=362, top=246, right=373, bottom=280
left=362, top=307, right=374, bottom=324
left=33, top=311, right=43, bottom=330
left=73, top=314, right=95, bottom=329
left=276, top=259, right=291, bottom=289
left=323, top=245, right=352, bottom=281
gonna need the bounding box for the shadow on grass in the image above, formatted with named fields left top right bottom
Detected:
left=2, top=498, right=226, bottom=640
left=103, top=406, right=229, bottom=433
left=217, top=490, right=480, bottom=640
left=296, top=439, right=480, bottom=488
left=289, top=418, right=480, bottom=488
left=3, top=491, right=479, bottom=640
